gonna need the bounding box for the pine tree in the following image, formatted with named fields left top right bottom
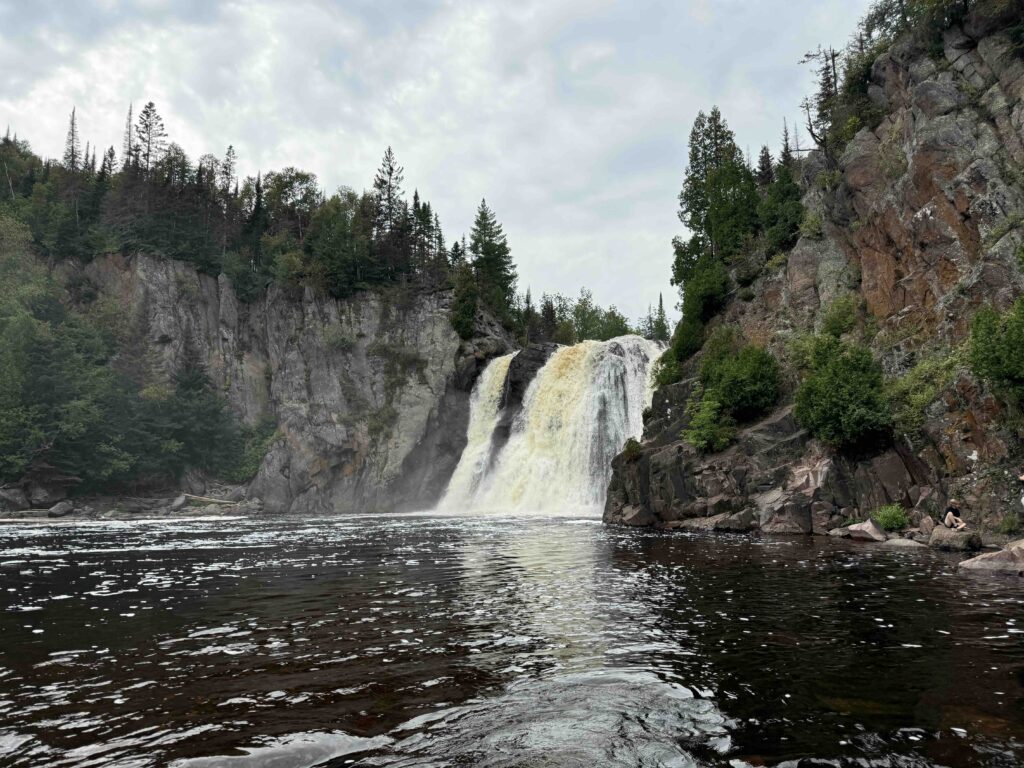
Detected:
left=652, top=293, right=670, bottom=342
left=62, top=108, right=81, bottom=171
left=372, top=146, right=404, bottom=237
left=469, top=198, right=516, bottom=319
left=780, top=119, right=794, bottom=168
left=755, top=145, right=774, bottom=187
left=122, top=103, right=135, bottom=169
left=135, top=101, right=167, bottom=173
left=219, top=145, right=236, bottom=195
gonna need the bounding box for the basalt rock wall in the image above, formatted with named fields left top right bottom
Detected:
left=607, top=13, right=1024, bottom=536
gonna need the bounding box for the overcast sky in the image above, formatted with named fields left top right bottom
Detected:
left=0, top=0, right=869, bottom=322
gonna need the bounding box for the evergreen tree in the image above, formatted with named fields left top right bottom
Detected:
left=63, top=108, right=81, bottom=172
left=121, top=103, right=135, bottom=169
left=652, top=293, right=670, bottom=342
left=755, top=145, right=774, bottom=186
left=780, top=119, right=795, bottom=168
left=135, top=101, right=167, bottom=174
left=469, top=198, right=516, bottom=319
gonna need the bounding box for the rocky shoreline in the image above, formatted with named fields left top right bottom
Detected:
left=0, top=486, right=263, bottom=523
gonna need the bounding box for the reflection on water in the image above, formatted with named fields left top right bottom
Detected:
left=0, top=514, right=1022, bottom=767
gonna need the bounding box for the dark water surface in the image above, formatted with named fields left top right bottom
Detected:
left=1, top=514, right=1023, bottom=767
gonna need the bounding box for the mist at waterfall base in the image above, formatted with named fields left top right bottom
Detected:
left=438, top=335, right=661, bottom=517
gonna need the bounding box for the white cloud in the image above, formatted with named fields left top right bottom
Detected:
left=0, top=0, right=871, bottom=322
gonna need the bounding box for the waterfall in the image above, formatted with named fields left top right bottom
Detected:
left=439, top=336, right=661, bottom=516
left=437, top=353, right=516, bottom=510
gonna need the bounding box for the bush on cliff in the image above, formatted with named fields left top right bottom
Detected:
left=970, top=298, right=1024, bottom=404
left=682, top=389, right=736, bottom=453
left=794, top=336, right=891, bottom=450
left=699, top=328, right=780, bottom=423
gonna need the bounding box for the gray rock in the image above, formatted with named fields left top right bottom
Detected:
left=929, top=525, right=983, bottom=552
left=169, top=495, right=188, bottom=511
left=47, top=501, right=75, bottom=518
left=882, top=538, right=928, bottom=549
left=958, top=543, right=1024, bottom=576
left=0, top=487, right=28, bottom=511
left=919, top=515, right=936, bottom=537
left=28, top=482, right=65, bottom=507
left=847, top=519, right=888, bottom=543
left=617, top=505, right=655, bottom=527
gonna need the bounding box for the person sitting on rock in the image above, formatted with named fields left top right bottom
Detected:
left=943, top=499, right=968, bottom=531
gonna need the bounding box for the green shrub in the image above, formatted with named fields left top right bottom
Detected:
left=794, top=336, right=891, bottom=449
left=998, top=511, right=1021, bottom=536
left=970, top=299, right=1024, bottom=403
left=885, top=346, right=966, bottom=434
left=652, top=354, right=682, bottom=388
left=700, top=329, right=780, bottom=423
left=324, top=325, right=355, bottom=352
left=799, top=211, right=824, bottom=240
left=738, top=286, right=755, bottom=302
left=821, top=295, right=860, bottom=338
left=622, top=438, right=643, bottom=463
left=872, top=503, right=909, bottom=531
left=682, top=390, right=735, bottom=453
left=766, top=252, right=788, bottom=271
left=223, top=420, right=278, bottom=484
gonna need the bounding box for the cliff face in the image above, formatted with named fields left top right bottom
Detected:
left=85, top=253, right=514, bottom=514
left=606, top=15, right=1024, bottom=535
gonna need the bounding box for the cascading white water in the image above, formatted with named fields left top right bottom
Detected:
left=437, top=352, right=516, bottom=510
left=439, top=336, right=661, bottom=516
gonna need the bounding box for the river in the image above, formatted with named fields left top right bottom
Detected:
left=1, top=513, right=1022, bottom=767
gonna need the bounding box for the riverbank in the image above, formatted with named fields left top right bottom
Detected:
left=0, top=487, right=263, bottom=523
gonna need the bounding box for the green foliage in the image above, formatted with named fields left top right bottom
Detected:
left=998, top=510, right=1021, bottom=536
left=886, top=346, right=966, bottom=434
left=698, top=327, right=780, bottom=422
left=970, top=298, right=1024, bottom=403
left=0, top=210, right=253, bottom=493
left=451, top=261, right=478, bottom=340
left=622, top=438, right=643, bottom=463
left=794, top=336, right=891, bottom=449
left=682, top=389, right=736, bottom=453
left=652, top=354, right=682, bottom=388
left=324, top=325, right=355, bottom=352
left=470, top=199, right=516, bottom=322
left=872, top=503, right=910, bottom=531
left=222, top=420, right=277, bottom=484
left=821, top=294, right=860, bottom=338
left=758, top=164, right=804, bottom=255
left=800, top=211, right=824, bottom=239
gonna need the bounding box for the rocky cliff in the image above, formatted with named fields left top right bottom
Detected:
left=84, top=253, right=514, bottom=514
left=606, top=11, right=1024, bottom=538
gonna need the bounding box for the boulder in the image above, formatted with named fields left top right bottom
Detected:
left=919, top=515, right=935, bottom=536
left=882, top=537, right=928, bottom=549
left=958, top=544, right=1024, bottom=577
left=666, top=513, right=730, bottom=531
left=0, top=487, right=29, bottom=511
left=928, top=525, right=983, bottom=552
left=169, top=494, right=188, bottom=511
left=28, top=482, right=65, bottom=507
left=716, top=508, right=757, bottom=532
left=847, top=519, right=887, bottom=543
left=47, top=501, right=75, bottom=518
left=618, top=505, right=655, bottom=527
